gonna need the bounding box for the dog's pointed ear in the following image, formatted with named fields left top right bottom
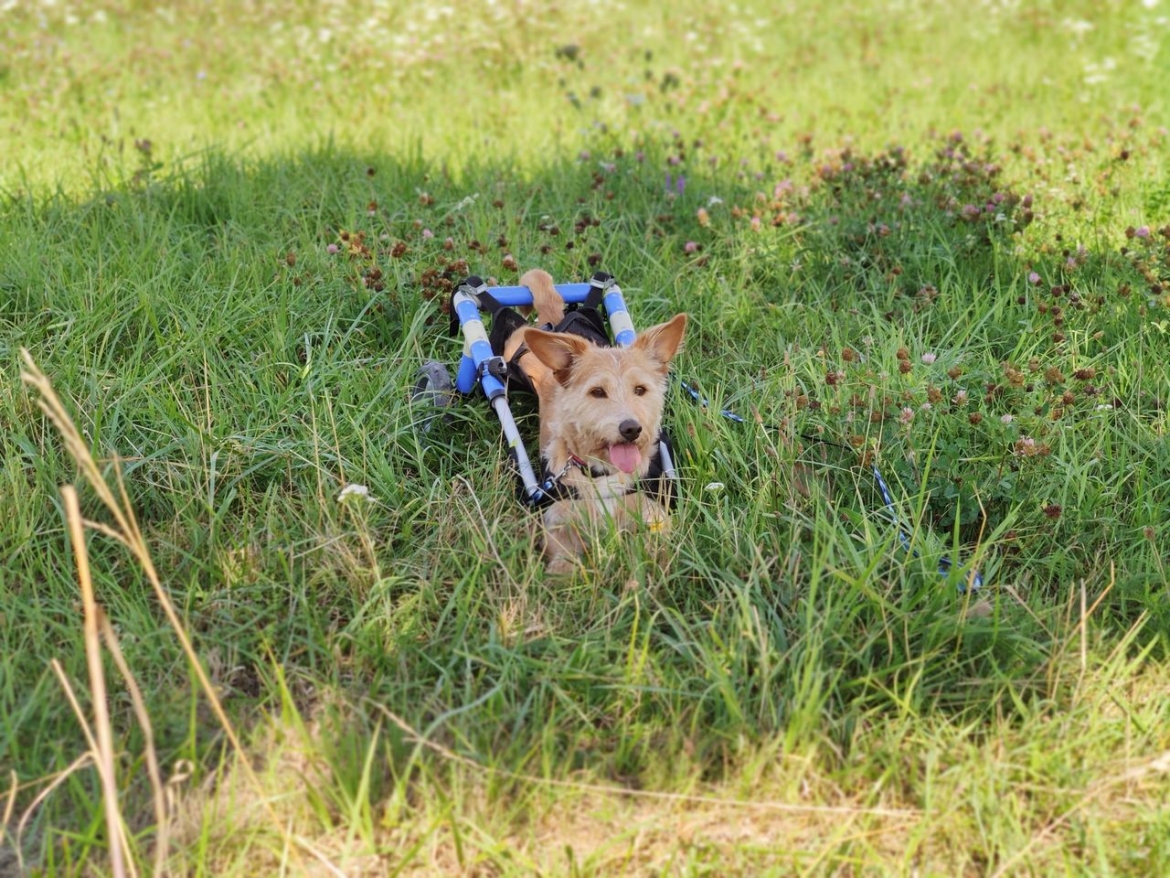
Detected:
left=633, top=313, right=687, bottom=369
left=524, top=329, right=592, bottom=385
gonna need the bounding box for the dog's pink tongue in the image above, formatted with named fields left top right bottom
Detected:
left=608, top=443, right=641, bottom=474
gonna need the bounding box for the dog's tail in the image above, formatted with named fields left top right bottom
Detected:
left=519, top=269, right=565, bottom=327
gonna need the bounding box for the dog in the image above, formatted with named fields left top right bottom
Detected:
left=502, top=269, right=687, bottom=573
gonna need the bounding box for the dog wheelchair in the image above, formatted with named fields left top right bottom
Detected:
left=414, top=273, right=983, bottom=591
left=414, top=272, right=678, bottom=510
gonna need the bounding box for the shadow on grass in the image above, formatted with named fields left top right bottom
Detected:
left=2, top=135, right=1168, bottom=865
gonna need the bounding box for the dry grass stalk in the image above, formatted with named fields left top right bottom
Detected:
left=1, top=770, right=21, bottom=865
left=99, top=610, right=169, bottom=876
left=63, top=485, right=130, bottom=878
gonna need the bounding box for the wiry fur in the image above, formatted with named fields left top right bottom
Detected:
left=505, top=269, right=688, bottom=573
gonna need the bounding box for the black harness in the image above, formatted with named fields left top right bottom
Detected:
left=481, top=290, right=611, bottom=395
left=470, top=280, right=676, bottom=510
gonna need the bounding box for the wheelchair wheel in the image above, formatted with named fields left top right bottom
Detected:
left=412, top=360, right=456, bottom=431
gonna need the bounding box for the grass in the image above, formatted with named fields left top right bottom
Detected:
left=2, top=0, right=1170, bottom=874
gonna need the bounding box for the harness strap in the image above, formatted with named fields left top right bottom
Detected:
left=486, top=294, right=612, bottom=396
left=504, top=344, right=538, bottom=395
left=480, top=291, right=531, bottom=364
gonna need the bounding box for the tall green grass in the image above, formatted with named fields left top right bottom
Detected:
left=2, top=0, right=1169, bottom=874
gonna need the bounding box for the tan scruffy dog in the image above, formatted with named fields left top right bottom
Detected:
left=503, top=269, right=687, bottom=573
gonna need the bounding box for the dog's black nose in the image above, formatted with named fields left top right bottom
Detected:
left=619, top=419, right=642, bottom=442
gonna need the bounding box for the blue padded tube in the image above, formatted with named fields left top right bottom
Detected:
left=456, top=354, right=477, bottom=394
left=603, top=288, right=636, bottom=347
left=478, top=283, right=594, bottom=306
left=453, top=294, right=506, bottom=400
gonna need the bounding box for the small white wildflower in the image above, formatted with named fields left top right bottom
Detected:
left=1096, top=403, right=1114, bottom=411
left=337, top=484, right=372, bottom=504
left=1000, top=414, right=1014, bottom=424
left=707, top=195, right=724, bottom=206
left=921, top=352, right=937, bottom=365
left=704, top=482, right=725, bottom=493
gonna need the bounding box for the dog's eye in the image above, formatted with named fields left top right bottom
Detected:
left=633, top=385, right=647, bottom=396
left=590, top=387, right=608, bottom=399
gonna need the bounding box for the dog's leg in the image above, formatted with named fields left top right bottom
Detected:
left=542, top=500, right=590, bottom=574
left=542, top=495, right=670, bottom=573
left=616, top=494, right=672, bottom=574
left=501, top=270, right=569, bottom=405
left=519, top=268, right=565, bottom=327
left=612, top=493, right=670, bottom=535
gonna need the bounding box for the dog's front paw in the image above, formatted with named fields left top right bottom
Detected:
left=545, top=554, right=577, bottom=576
left=542, top=513, right=585, bottom=575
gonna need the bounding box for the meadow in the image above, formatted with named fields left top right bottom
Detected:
left=1, top=0, right=1169, bottom=874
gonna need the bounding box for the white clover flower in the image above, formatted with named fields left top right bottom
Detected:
left=337, top=484, right=372, bottom=504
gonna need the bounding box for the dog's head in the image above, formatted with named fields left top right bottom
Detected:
left=525, top=314, right=687, bottom=475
